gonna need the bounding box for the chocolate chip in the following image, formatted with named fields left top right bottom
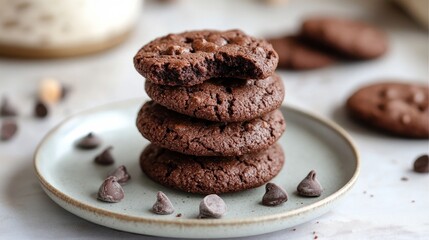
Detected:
left=1, top=120, right=18, bottom=141
left=76, top=132, right=101, bottom=149
left=297, top=170, right=323, bottom=197
left=176, top=213, right=182, bottom=217
left=97, top=176, right=124, bottom=203
left=0, top=97, right=17, bottom=117
left=60, top=85, right=70, bottom=100
left=413, top=154, right=429, bottom=173
left=411, top=91, right=425, bottom=104
left=94, top=146, right=114, bottom=165
left=262, top=183, right=288, bottom=206
left=400, top=114, right=411, bottom=125
left=152, top=191, right=175, bottom=215
left=192, top=38, right=218, bottom=52
left=163, top=45, right=189, bottom=55
left=108, top=165, right=131, bottom=184
left=199, top=194, right=227, bottom=219
left=34, top=100, right=48, bottom=118
left=207, top=35, right=227, bottom=46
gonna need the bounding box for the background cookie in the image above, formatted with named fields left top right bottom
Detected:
left=140, top=143, right=285, bottom=194
left=145, top=74, right=285, bottom=122
left=301, top=17, right=388, bottom=59
left=268, top=36, right=336, bottom=70
left=136, top=101, right=286, bottom=156
left=346, top=82, right=429, bottom=138
left=134, top=29, right=278, bottom=86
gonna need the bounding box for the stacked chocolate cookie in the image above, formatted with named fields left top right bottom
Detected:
left=134, top=30, right=286, bottom=194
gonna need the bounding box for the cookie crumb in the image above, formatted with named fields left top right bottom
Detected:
left=176, top=213, right=182, bottom=217
left=363, top=191, right=367, bottom=194
left=370, top=194, right=374, bottom=198
left=292, top=228, right=296, bottom=231
left=411, top=200, right=415, bottom=203
left=400, top=177, right=408, bottom=181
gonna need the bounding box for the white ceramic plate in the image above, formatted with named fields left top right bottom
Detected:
left=34, top=99, right=359, bottom=238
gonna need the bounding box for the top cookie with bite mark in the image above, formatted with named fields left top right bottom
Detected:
left=134, top=29, right=279, bottom=86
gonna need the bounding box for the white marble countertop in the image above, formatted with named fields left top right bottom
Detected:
left=0, top=0, right=428, bottom=239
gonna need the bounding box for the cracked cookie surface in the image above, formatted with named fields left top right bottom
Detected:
left=145, top=73, right=285, bottom=122
left=134, top=29, right=278, bottom=86
left=136, top=101, right=286, bottom=156
left=140, top=143, right=285, bottom=194
left=346, top=82, right=429, bottom=138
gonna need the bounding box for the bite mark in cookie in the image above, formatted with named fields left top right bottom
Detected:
left=134, top=29, right=278, bottom=86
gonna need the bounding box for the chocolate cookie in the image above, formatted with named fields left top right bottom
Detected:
left=136, top=101, right=286, bottom=156
left=145, top=74, right=285, bottom=122
left=268, top=36, right=336, bottom=70
left=134, top=29, right=278, bottom=86
left=140, top=143, right=285, bottom=194
left=301, top=17, right=388, bottom=59
left=346, top=82, right=429, bottom=138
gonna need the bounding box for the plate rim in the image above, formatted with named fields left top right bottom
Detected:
left=34, top=98, right=360, bottom=227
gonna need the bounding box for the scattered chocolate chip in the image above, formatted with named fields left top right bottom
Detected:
left=411, top=200, right=415, bottom=203
left=152, top=191, right=175, bottom=215
left=76, top=132, right=101, bottom=149
left=108, top=165, right=131, bottom=184
left=199, top=194, right=227, bottom=219
left=370, top=194, right=374, bottom=198
left=94, top=146, right=114, bottom=165
left=1, top=120, right=18, bottom=141
left=401, top=177, right=408, bottom=181
left=176, top=213, right=182, bottom=217
left=97, top=176, right=124, bottom=203
left=0, top=97, right=17, bottom=117
left=262, top=182, right=288, bottom=206
left=292, top=228, right=296, bottom=231
left=297, top=170, right=323, bottom=197
left=413, top=154, right=429, bottom=173
left=60, top=85, right=70, bottom=100
left=34, top=100, right=48, bottom=118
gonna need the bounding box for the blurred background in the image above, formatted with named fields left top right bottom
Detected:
left=0, top=0, right=427, bottom=116
left=0, top=0, right=427, bottom=239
